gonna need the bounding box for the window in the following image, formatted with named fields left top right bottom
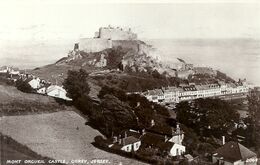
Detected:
left=126, top=146, right=130, bottom=151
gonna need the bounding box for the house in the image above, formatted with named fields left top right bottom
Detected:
left=27, top=78, right=41, bottom=89
left=37, top=86, right=47, bottom=94
left=46, top=85, right=72, bottom=101
left=0, top=66, right=8, bottom=73
left=9, top=67, right=20, bottom=75
left=145, top=122, right=186, bottom=156
left=212, top=141, right=258, bottom=165
left=108, top=130, right=142, bottom=152
left=140, top=131, right=185, bottom=156
left=37, top=84, right=50, bottom=94
left=143, top=89, right=164, bottom=103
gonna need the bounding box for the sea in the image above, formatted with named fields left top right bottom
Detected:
left=0, top=38, right=259, bottom=86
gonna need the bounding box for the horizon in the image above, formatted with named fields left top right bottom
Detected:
left=0, top=2, right=260, bottom=41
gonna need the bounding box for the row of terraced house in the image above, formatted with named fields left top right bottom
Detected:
left=142, top=81, right=250, bottom=104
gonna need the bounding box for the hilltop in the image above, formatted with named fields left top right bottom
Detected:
left=27, top=26, right=241, bottom=99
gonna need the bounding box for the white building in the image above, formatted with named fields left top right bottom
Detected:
left=37, top=86, right=47, bottom=94
left=169, top=143, right=186, bottom=156
left=0, top=66, right=8, bottom=73
left=46, top=85, right=72, bottom=101
left=27, top=78, right=41, bottom=89
left=143, top=82, right=249, bottom=104
left=109, top=130, right=142, bottom=152
left=119, top=136, right=141, bottom=152
left=144, top=122, right=186, bottom=157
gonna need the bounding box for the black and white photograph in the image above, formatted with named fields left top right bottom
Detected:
left=0, top=0, right=259, bottom=164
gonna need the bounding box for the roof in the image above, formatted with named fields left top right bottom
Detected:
left=147, top=124, right=183, bottom=137
left=227, top=83, right=237, bottom=88
left=213, top=141, right=256, bottom=162
left=183, top=86, right=197, bottom=91
left=46, top=85, right=66, bottom=94
left=141, top=132, right=174, bottom=152
left=147, top=124, right=173, bottom=137
left=123, top=136, right=140, bottom=145
left=24, top=77, right=34, bottom=83
left=119, top=129, right=142, bottom=139
left=184, top=154, right=194, bottom=160
left=195, top=83, right=220, bottom=90
left=163, top=87, right=181, bottom=93
left=147, top=89, right=164, bottom=96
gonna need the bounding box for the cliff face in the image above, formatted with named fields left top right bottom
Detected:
left=57, top=40, right=174, bottom=76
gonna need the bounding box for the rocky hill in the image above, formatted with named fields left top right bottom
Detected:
left=55, top=40, right=175, bottom=75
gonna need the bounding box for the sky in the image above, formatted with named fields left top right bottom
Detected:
left=0, top=0, right=260, bottom=42
left=0, top=0, right=260, bottom=85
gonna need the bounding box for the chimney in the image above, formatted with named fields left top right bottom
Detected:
left=176, top=123, right=180, bottom=134
left=142, top=128, right=146, bottom=135
left=136, top=102, right=140, bottom=108
left=222, top=136, right=225, bottom=145
left=151, top=119, right=155, bottom=127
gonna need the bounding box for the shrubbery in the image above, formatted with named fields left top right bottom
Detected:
left=15, top=79, right=35, bottom=93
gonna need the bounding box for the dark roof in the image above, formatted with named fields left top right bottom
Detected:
left=119, top=129, right=142, bottom=139
left=213, top=141, right=256, bottom=162
left=141, top=132, right=174, bottom=152
left=106, top=129, right=141, bottom=147
left=147, top=124, right=173, bottom=136
left=110, top=143, right=123, bottom=150
left=147, top=124, right=183, bottom=137
left=123, top=136, right=140, bottom=145
left=24, top=77, right=34, bottom=83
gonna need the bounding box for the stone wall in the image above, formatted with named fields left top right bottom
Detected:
left=112, top=40, right=140, bottom=52
left=79, top=38, right=112, bottom=53
left=99, top=27, right=137, bottom=40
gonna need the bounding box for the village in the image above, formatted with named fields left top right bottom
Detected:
left=0, top=26, right=259, bottom=165
left=0, top=66, right=72, bottom=101
left=142, top=80, right=249, bottom=104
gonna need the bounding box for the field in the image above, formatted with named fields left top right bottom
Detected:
left=0, top=85, right=146, bottom=164
left=0, top=111, right=146, bottom=165
left=0, top=133, right=64, bottom=165
left=0, top=85, right=76, bottom=116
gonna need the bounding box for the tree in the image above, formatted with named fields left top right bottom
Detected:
left=176, top=98, right=239, bottom=138
left=16, top=79, right=34, bottom=93
left=247, top=88, right=260, bottom=152
left=63, top=69, right=90, bottom=101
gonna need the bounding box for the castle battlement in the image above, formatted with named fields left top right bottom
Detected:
left=94, top=25, right=137, bottom=40
left=78, top=26, right=139, bottom=53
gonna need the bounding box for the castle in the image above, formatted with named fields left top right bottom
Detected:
left=78, top=26, right=138, bottom=53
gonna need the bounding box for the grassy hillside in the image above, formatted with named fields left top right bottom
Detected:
left=0, top=133, right=63, bottom=165
left=0, top=111, right=147, bottom=165
left=0, top=85, right=75, bottom=116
